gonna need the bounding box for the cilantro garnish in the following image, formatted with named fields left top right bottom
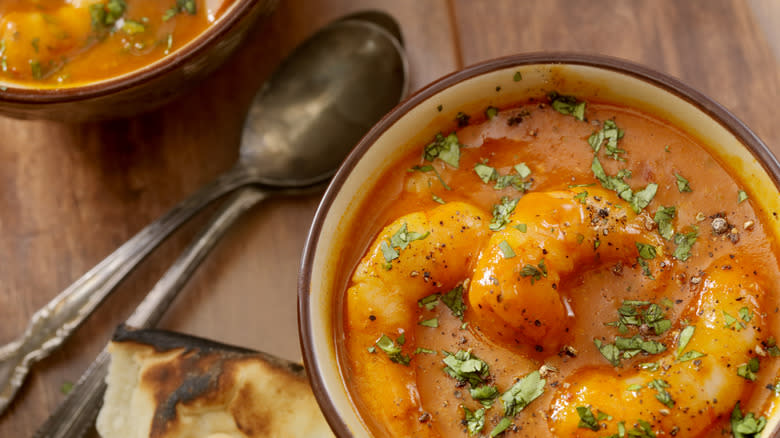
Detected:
left=490, top=417, right=512, bottom=437
left=738, top=190, right=749, bottom=204
left=514, top=163, right=531, bottom=179
left=474, top=163, right=496, bottom=183
left=519, top=263, right=546, bottom=284
left=731, top=401, right=767, bottom=438
left=639, top=362, right=659, bottom=371
left=589, top=119, right=626, bottom=159
left=637, top=257, right=654, bottom=279
left=390, top=223, right=430, bottom=250
left=591, top=156, right=634, bottom=202
left=739, top=307, right=754, bottom=323
left=594, top=339, right=621, bottom=366
left=675, top=173, right=692, bottom=192
left=606, top=300, right=670, bottom=336
left=576, top=406, right=600, bottom=431
left=724, top=310, right=744, bottom=330
left=500, top=370, right=546, bottom=417
left=418, top=293, right=439, bottom=310
left=489, top=197, right=519, bottom=231
left=463, top=406, right=486, bottom=435
left=647, top=379, right=674, bottom=408
left=677, top=350, right=705, bottom=362
left=442, top=350, right=489, bottom=386
left=636, top=242, right=657, bottom=260
left=630, top=183, right=658, bottom=213
left=574, top=191, right=588, bottom=204
left=514, top=223, right=527, bottom=233
left=424, top=132, right=461, bottom=168
left=485, top=106, right=499, bottom=120
left=676, top=325, right=695, bottom=354
left=375, top=334, right=410, bottom=365
left=414, top=347, right=436, bottom=354
left=163, top=0, right=196, bottom=21
left=470, top=385, right=500, bottom=407
left=442, top=285, right=466, bottom=320
left=122, top=19, right=146, bottom=35
left=673, top=229, right=698, bottom=261
left=549, top=92, right=586, bottom=121
left=513, top=71, right=522, bottom=81
left=498, top=240, right=515, bottom=259
left=419, top=318, right=438, bottom=328
left=379, top=241, right=398, bottom=268
left=411, top=163, right=452, bottom=190
left=737, top=357, right=760, bottom=381
left=474, top=163, right=531, bottom=192
left=653, top=206, right=676, bottom=240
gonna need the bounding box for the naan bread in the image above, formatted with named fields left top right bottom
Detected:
left=96, top=325, right=334, bottom=438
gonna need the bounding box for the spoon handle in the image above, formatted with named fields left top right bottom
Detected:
left=33, top=187, right=268, bottom=438
left=0, top=166, right=255, bottom=416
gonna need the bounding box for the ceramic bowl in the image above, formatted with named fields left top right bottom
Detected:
left=0, top=0, right=277, bottom=121
left=298, top=53, right=780, bottom=437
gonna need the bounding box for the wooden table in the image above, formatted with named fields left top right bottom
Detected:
left=1, top=0, right=777, bottom=435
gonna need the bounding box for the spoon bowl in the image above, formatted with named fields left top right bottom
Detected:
left=240, top=19, right=408, bottom=186
left=0, top=13, right=408, bottom=418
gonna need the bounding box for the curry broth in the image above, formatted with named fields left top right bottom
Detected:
left=336, top=99, right=780, bottom=437
left=0, top=0, right=234, bottom=87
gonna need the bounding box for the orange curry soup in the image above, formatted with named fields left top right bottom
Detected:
left=338, top=95, right=780, bottom=437
left=0, top=0, right=234, bottom=88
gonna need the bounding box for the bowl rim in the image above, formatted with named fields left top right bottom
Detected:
left=0, top=0, right=261, bottom=102
left=298, top=51, right=780, bottom=438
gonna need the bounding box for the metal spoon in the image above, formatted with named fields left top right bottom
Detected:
left=0, top=14, right=408, bottom=416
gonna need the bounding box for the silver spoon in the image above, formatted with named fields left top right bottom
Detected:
left=0, top=14, right=408, bottom=417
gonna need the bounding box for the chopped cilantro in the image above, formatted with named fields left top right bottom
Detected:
left=442, top=285, right=466, bottom=320
left=738, top=190, right=749, bottom=203
left=653, top=206, right=676, bottom=240
left=637, top=257, right=654, bottom=279
left=490, top=417, right=512, bottom=437
left=739, top=307, right=753, bottom=323
left=589, top=119, right=626, bottom=159
left=724, top=310, right=740, bottom=329
left=30, top=60, right=42, bottom=80
left=500, top=370, right=546, bottom=417
left=520, top=264, right=543, bottom=284
left=424, top=132, right=461, bottom=168
left=419, top=318, right=438, bottom=328
left=489, top=197, right=519, bottom=231
left=470, top=385, right=500, bottom=407
left=737, top=357, right=759, bottom=381
left=630, top=183, right=658, bottom=213
left=455, top=111, right=471, bottom=127
left=432, top=194, right=446, bottom=204
left=418, top=293, right=439, bottom=311
left=485, top=106, right=499, bottom=120
left=389, top=223, right=430, bottom=250
left=594, top=338, right=621, bottom=366
left=498, top=240, right=515, bottom=258
left=676, top=325, right=695, bottom=355
left=442, top=350, right=489, bottom=386
left=574, top=191, right=588, bottom=204
left=514, top=223, right=527, bottom=233
left=576, top=406, right=600, bottom=431
left=375, top=334, right=410, bottom=365
left=122, top=19, right=146, bottom=35
left=549, top=92, right=586, bottom=121
left=677, top=350, right=705, bottom=362
left=648, top=379, right=674, bottom=408
left=731, top=401, right=767, bottom=438
left=636, top=242, right=657, bottom=260
left=591, top=156, right=633, bottom=201
left=627, top=384, right=643, bottom=391
left=675, top=173, right=692, bottom=192
left=414, top=347, right=436, bottom=354
left=514, top=163, right=531, bottom=179
left=673, top=229, right=698, bottom=261
left=474, top=163, right=496, bottom=183
left=639, top=362, right=659, bottom=371
left=379, top=241, right=398, bottom=266
left=463, top=406, right=485, bottom=435
left=513, top=71, right=522, bottom=81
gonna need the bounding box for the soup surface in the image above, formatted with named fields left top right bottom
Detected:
left=0, top=0, right=233, bottom=88
left=339, top=94, right=780, bottom=437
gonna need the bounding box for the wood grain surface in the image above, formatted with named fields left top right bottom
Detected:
left=0, top=0, right=777, bottom=436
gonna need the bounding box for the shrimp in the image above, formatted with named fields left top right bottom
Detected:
left=548, top=259, right=767, bottom=437
left=0, top=3, right=93, bottom=81
left=469, top=188, right=667, bottom=352
left=345, top=202, right=489, bottom=438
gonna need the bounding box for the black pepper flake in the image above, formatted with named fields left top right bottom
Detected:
left=418, top=412, right=431, bottom=423
left=535, top=345, right=544, bottom=352
left=368, top=315, right=376, bottom=321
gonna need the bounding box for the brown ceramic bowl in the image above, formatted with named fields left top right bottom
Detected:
left=298, top=53, right=780, bottom=437
left=0, top=0, right=277, bottom=121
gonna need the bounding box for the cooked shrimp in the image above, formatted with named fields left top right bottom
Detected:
left=469, top=188, right=667, bottom=352
left=345, top=202, right=489, bottom=438
left=548, top=259, right=767, bottom=437
left=0, top=3, right=92, bottom=81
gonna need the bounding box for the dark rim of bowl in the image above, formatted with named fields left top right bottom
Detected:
left=298, top=52, right=780, bottom=438
left=0, top=0, right=264, bottom=102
